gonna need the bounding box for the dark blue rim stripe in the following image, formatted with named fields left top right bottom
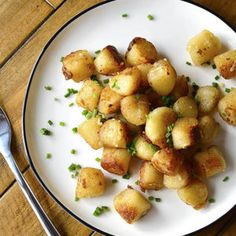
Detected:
left=22, top=1, right=235, bottom=236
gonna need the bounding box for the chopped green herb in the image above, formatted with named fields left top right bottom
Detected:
left=148, top=196, right=155, bottom=201
left=215, top=75, right=220, bottom=80
left=95, top=157, right=101, bottom=162
left=68, top=163, right=81, bottom=178
left=225, top=88, right=231, bottom=93
left=54, top=97, right=59, bottom=101
left=221, top=112, right=226, bottom=117
left=166, top=123, right=174, bottom=147
left=82, top=109, right=89, bottom=116
left=122, top=171, right=131, bottom=179
left=208, top=198, right=215, bottom=203
left=212, top=82, right=218, bottom=88
left=75, top=197, right=80, bottom=201
left=101, top=206, right=110, bottom=212
left=112, top=179, right=118, bottom=184
left=103, top=79, right=109, bottom=84
left=93, top=206, right=110, bottom=217
left=48, top=120, right=53, bottom=126
left=149, top=143, right=158, bottom=153
left=59, top=121, right=65, bottom=126
left=111, top=80, right=120, bottom=89
left=60, top=56, right=64, bottom=62
left=95, top=50, right=101, bottom=55
left=127, top=140, right=137, bottom=156
left=212, top=64, right=216, bottom=69
left=69, top=102, right=74, bottom=107
left=92, top=108, right=98, bottom=117
left=161, top=95, right=175, bottom=107
left=147, top=14, right=154, bottom=20
left=135, top=180, right=140, bottom=185
left=192, top=82, right=199, bottom=97
left=122, top=13, right=128, bottom=17
left=72, top=127, right=77, bottom=133
left=186, top=61, right=192, bottom=66
left=155, top=197, right=162, bottom=202
left=85, top=112, right=92, bottom=120
left=46, top=153, right=52, bottom=159
left=64, top=88, right=78, bottom=98
left=71, top=149, right=76, bottom=155
left=40, top=128, right=51, bottom=136
left=44, top=86, right=52, bottom=91
left=90, top=74, right=98, bottom=80
left=223, top=176, right=229, bottom=182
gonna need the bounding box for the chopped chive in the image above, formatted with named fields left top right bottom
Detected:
left=95, top=50, right=101, bottom=55
left=148, top=196, right=155, bottom=201
left=69, top=102, right=74, bottom=107
left=64, top=88, right=78, bottom=98
left=192, top=82, right=199, bottom=97
left=54, top=97, right=59, bottom=101
left=223, top=176, right=229, bottom=182
left=59, top=121, right=65, bottom=126
left=212, top=64, right=216, bottom=69
left=48, top=120, right=53, bottom=126
left=75, top=197, right=80, bottom=201
left=46, top=153, right=52, bottom=159
left=90, top=74, right=97, bottom=80
left=60, top=56, right=64, bottom=62
left=82, top=109, right=89, bottom=116
left=147, top=14, right=154, bottom=20
left=40, top=128, right=51, bottom=136
left=212, top=82, right=218, bottom=88
left=135, top=180, right=140, bottom=185
left=103, top=79, right=109, bottom=84
left=122, top=171, right=131, bottom=179
left=111, top=80, right=120, bottom=89
left=95, top=157, right=101, bottom=162
left=208, top=198, right=215, bottom=203
left=161, top=95, right=175, bottom=107
left=112, top=179, right=118, bottom=184
left=93, top=207, right=103, bottom=216
left=127, top=140, right=137, bottom=156
left=68, top=163, right=81, bottom=177
left=122, top=13, right=128, bottom=17
left=92, top=108, right=98, bottom=117
left=155, top=197, right=162, bottom=202
left=149, top=143, right=158, bottom=153
left=215, top=75, right=220, bottom=80
left=166, top=123, right=174, bottom=147
left=44, top=86, right=52, bottom=91
left=225, top=88, right=231, bottom=93
left=186, top=61, right=192, bottom=66
left=85, top=112, right=92, bottom=120
left=101, top=206, right=110, bottom=212
left=72, top=127, right=77, bottom=133
left=71, top=149, right=76, bottom=155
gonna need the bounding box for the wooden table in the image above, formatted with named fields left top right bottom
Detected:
left=0, top=0, right=235, bottom=235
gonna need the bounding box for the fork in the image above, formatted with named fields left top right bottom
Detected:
left=0, top=107, right=60, bottom=236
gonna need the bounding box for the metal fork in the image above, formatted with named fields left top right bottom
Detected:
left=0, top=107, right=60, bottom=236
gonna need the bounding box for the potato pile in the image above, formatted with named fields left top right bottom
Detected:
left=61, top=31, right=236, bottom=224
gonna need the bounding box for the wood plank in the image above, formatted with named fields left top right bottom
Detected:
left=193, top=0, right=236, bottom=29
left=0, top=0, right=102, bottom=196
left=0, top=0, right=63, bottom=66
left=0, top=168, right=93, bottom=235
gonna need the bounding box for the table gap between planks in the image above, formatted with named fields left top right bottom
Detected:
left=0, top=0, right=235, bottom=235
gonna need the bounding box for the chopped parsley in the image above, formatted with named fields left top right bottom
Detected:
left=208, top=198, right=215, bottom=203
left=212, top=82, right=218, bottom=88
left=44, top=86, right=52, bottom=91
left=68, top=163, right=81, bottom=178
left=72, top=127, right=77, bottom=133
left=48, top=120, right=53, bottom=126
left=60, top=57, right=64, bottom=62
left=64, top=88, right=78, bottom=98
left=40, top=128, right=51, bottom=136
left=69, top=102, right=74, bottom=107
left=122, top=13, right=128, bottom=17
left=147, top=14, right=154, bottom=20
left=59, top=121, right=65, bottom=126
left=223, top=176, right=229, bottom=182
left=122, top=171, right=131, bottom=179
left=212, top=64, right=216, bottom=69
left=215, top=75, right=220, bottom=80
left=93, top=206, right=110, bottom=217
left=95, top=157, right=101, bottom=162
left=71, top=149, right=77, bottom=155
left=127, top=140, right=137, bottom=156
left=112, top=179, right=118, bottom=184
left=46, top=153, right=52, bottom=159
left=166, top=123, right=174, bottom=147
left=161, top=95, right=175, bottom=107
left=225, top=88, right=231, bottom=93
left=186, top=61, right=192, bottom=66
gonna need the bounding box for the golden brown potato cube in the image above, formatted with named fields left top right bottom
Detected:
left=76, top=80, right=103, bottom=111
left=109, top=67, right=141, bottom=96
left=62, top=50, right=95, bottom=82
left=214, top=50, right=236, bottom=79
left=177, top=179, right=208, bottom=209
left=94, top=45, right=125, bottom=75
left=199, top=116, right=219, bottom=144
left=98, top=86, right=123, bottom=115
left=218, top=88, right=236, bottom=126
left=101, top=148, right=131, bottom=175
left=76, top=167, right=105, bottom=198
left=139, top=161, right=164, bottom=190
left=173, top=96, right=198, bottom=118
left=172, top=117, right=200, bottom=150
left=134, top=135, right=158, bottom=161
left=194, top=146, right=226, bottom=178
left=187, top=29, right=221, bottom=65
left=78, top=117, right=102, bottom=149
left=136, top=63, right=153, bottom=87
left=148, top=59, right=177, bottom=96
left=125, top=37, right=158, bottom=66
left=163, top=165, right=190, bottom=189
left=114, top=188, right=152, bottom=224
left=171, top=75, right=189, bottom=99
left=145, top=107, right=177, bottom=148
left=99, top=119, right=128, bottom=148
left=195, top=86, right=220, bottom=114
left=120, top=94, right=150, bottom=125
left=152, top=148, right=183, bottom=175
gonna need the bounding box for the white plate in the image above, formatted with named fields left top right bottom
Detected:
left=23, top=0, right=236, bottom=235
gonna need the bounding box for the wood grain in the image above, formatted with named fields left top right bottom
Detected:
left=0, top=0, right=235, bottom=235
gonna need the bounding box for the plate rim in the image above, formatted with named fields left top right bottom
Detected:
left=22, top=1, right=236, bottom=235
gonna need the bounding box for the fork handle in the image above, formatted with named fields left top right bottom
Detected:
left=5, top=152, right=60, bottom=236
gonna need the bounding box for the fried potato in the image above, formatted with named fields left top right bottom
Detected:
left=171, top=75, right=189, bottom=99
left=136, top=63, right=153, bottom=87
